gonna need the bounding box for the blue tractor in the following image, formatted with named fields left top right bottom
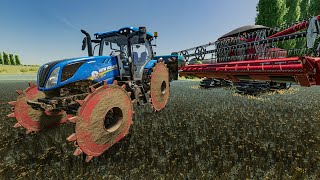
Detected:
left=7, top=27, right=183, bottom=161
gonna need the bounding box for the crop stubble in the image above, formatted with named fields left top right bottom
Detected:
left=0, top=80, right=320, bottom=179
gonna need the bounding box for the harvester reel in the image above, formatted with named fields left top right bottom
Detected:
left=7, top=83, right=70, bottom=133
left=180, top=50, right=189, bottom=61
left=68, top=84, right=133, bottom=161
left=195, top=46, right=206, bottom=60
left=149, top=62, right=170, bottom=111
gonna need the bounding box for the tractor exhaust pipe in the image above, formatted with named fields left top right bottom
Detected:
left=81, top=29, right=93, bottom=56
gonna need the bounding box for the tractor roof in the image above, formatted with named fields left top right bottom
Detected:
left=218, top=25, right=269, bottom=40
left=94, top=27, right=154, bottom=45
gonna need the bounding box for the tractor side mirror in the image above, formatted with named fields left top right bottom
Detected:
left=138, top=27, right=146, bottom=43
left=82, top=37, right=87, bottom=51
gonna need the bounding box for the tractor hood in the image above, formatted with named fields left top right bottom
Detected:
left=37, top=56, right=118, bottom=91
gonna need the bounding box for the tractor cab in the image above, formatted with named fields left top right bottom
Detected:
left=81, top=27, right=156, bottom=80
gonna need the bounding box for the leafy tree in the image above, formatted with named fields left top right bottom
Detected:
left=300, top=0, right=311, bottom=18
left=310, top=0, right=320, bottom=16
left=256, top=0, right=287, bottom=50
left=255, top=0, right=269, bottom=25
left=296, top=0, right=311, bottom=49
left=282, top=0, right=301, bottom=49
left=256, top=0, right=288, bottom=27
left=9, top=54, right=15, bottom=65
left=0, top=52, right=3, bottom=65
left=14, top=55, right=21, bottom=65
left=3, top=52, right=9, bottom=65
left=286, top=0, right=301, bottom=26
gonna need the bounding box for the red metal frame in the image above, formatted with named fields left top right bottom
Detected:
left=179, top=56, right=320, bottom=87
left=268, top=15, right=320, bottom=38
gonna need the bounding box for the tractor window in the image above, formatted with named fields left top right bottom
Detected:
left=131, top=42, right=151, bottom=64
left=99, top=39, right=121, bottom=56
left=92, top=42, right=101, bottom=56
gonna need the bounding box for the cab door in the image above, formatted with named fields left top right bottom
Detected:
left=132, top=43, right=150, bottom=80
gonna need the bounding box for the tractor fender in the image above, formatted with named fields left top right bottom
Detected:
left=144, top=60, right=158, bottom=74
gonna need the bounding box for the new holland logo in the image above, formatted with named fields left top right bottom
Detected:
left=88, top=65, right=118, bottom=80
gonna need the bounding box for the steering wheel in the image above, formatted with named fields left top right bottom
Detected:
left=109, top=50, right=127, bottom=58
left=120, top=51, right=127, bottom=58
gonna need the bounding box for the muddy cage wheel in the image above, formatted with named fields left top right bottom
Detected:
left=7, top=82, right=70, bottom=133
left=68, top=84, right=133, bottom=161
left=149, top=62, right=170, bottom=111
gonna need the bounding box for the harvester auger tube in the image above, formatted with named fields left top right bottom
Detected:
left=7, top=82, right=72, bottom=134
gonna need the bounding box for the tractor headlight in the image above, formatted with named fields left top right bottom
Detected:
left=45, top=67, right=60, bottom=88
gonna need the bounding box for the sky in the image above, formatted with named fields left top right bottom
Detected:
left=0, top=0, right=259, bottom=65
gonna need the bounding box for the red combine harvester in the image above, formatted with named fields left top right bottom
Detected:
left=178, top=16, right=320, bottom=94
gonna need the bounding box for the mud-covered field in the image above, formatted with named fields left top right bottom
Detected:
left=1, top=80, right=320, bottom=179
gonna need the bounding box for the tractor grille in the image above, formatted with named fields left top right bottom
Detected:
left=38, top=60, right=65, bottom=87
left=61, top=61, right=85, bottom=82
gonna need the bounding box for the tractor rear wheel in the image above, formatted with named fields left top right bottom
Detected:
left=67, top=84, right=133, bottom=162
left=149, top=62, right=170, bottom=111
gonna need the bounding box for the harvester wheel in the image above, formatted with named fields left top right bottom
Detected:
left=149, top=61, right=170, bottom=111
left=68, top=84, right=133, bottom=161
left=7, top=82, right=70, bottom=133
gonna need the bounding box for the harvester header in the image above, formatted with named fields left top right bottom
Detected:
left=177, top=16, right=320, bottom=90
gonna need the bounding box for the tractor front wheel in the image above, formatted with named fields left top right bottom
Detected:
left=66, top=84, right=133, bottom=162
left=7, top=82, right=70, bottom=134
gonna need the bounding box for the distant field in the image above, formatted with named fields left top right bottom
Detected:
left=0, top=65, right=39, bottom=75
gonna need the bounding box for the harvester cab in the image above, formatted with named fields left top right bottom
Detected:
left=7, top=26, right=172, bottom=162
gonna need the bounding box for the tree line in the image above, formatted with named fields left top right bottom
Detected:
left=255, top=0, right=320, bottom=49
left=256, top=0, right=320, bottom=28
left=0, top=52, right=21, bottom=65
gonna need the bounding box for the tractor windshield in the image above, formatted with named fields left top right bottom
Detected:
left=95, top=33, right=153, bottom=66
left=95, top=38, right=122, bottom=56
